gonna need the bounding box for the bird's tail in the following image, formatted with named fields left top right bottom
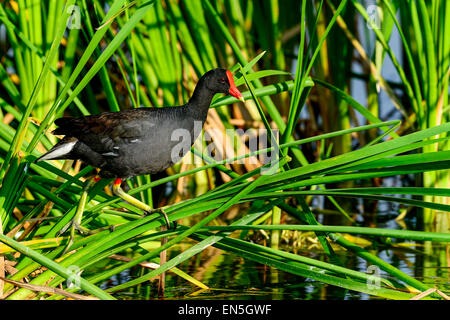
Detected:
left=35, top=137, right=78, bottom=162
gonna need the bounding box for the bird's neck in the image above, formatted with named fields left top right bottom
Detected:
left=186, top=80, right=215, bottom=120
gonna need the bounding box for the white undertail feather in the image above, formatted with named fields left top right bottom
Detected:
left=37, top=140, right=77, bottom=161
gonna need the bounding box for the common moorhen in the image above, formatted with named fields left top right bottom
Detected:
left=37, top=68, right=244, bottom=233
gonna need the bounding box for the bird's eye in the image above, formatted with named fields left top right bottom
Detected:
left=219, top=77, right=226, bottom=84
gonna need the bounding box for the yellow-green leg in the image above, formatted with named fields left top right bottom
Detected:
left=111, top=178, right=173, bottom=229
left=62, top=176, right=98, bottom=253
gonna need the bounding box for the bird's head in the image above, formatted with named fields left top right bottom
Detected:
left=204, top=68, right=244, bottom=102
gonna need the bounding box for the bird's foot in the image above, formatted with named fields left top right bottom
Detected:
left=73, top=222, right=92, bottom=235
left=144, top=208, right=177, bottom=230
left=59, top=221, right=91, bottom=254
left=60, top=221, right=116, bottom=254
left=58, top=220, right=92, bottom=236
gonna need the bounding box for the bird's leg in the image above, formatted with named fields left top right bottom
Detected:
left=111, top=178, right=174, bottom=230
left=72, top=175, right=100, bottom=233
left=62, top=175, right=99, bottom=253
left=112, top=178, right=174, bottom=297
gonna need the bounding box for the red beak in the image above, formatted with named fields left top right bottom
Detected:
left=226, top=70, right=244, bottom=102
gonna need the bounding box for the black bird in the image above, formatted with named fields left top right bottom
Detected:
left=37, top=68, right=244, bottom=232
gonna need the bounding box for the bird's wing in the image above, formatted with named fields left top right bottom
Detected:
left=53, top=108, right=157, bottom=154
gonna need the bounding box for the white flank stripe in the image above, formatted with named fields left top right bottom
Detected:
left=102, top=152, right=119, bottom=157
